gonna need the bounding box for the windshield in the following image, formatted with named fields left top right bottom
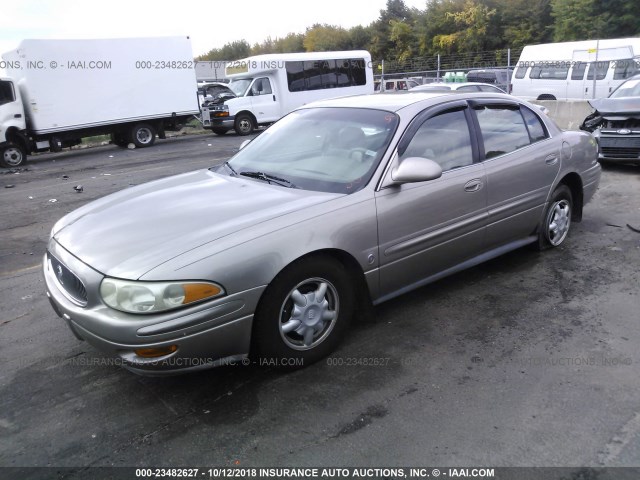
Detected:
left=219, top=107, right=399, bottom=194
left=610, top=78, right=640, bottom=98
left=228, top=79, right=252, bottom=96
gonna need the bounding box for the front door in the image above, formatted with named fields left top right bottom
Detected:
left=249, top=77, right=280, bottom=123
left=375, top=104, right=487, bottom=300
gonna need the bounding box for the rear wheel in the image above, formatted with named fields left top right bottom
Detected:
left=535, top=185, right=573, bottom=250
left=129, top=123, right=156, bottom=148
left=0, top=143, right=27, bottom=168
left=234, top=114, right=254, bottom=136
left=252, top=257, right=354, bottom=368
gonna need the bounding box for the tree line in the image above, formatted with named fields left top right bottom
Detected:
left=196, top=0, right=640, bottom=62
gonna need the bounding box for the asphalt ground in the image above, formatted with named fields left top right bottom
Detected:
left=1, top=133, right=639, bottom=477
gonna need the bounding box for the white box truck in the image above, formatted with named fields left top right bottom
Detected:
left=0, top=36, right=200, bottom=168
left=201, top=51, right=374, bottom=136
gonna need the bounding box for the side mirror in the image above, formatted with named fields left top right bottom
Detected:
left=391, top=157, right=442, bottom=184
left=239, top=139, right=251, bottom=151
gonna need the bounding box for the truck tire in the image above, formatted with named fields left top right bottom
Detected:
left=110, top=133, right=129, bottom=148
left=234, top=114, right=255, bottom=136
left=129, top=123, right=156, bottom=148
left=211, top=128, right=229, bottom=136
left=0, top=143, right=27, bottom=168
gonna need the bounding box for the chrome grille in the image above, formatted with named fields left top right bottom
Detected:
left=49, top=254, right=88, bottom=305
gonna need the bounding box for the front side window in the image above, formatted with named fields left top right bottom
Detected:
left=514, top=67, right=527, bottom=79
left=474, top=105, right=532, bottom=159
left=401, top=109, right=473, bottom=172
left=222, top=107, right=399, bottom=194
left=251, top=77, right=272, bottom=96
left=0, top=81, right=15, bottom=106
left=571, top=62, right=587, bottom=80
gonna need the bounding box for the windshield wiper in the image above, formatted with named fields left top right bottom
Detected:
left=239, top=171, right=297, bottom=188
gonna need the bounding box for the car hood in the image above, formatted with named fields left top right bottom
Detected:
left=53, top=169, right=342, bottom=279
left=588, top=98, right=640, bottom=116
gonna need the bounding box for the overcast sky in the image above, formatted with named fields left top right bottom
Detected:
left=1, top=0, right=427, bottom=61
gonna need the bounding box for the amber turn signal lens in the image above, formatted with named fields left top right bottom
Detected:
left=183, top=283, right=222, bottom=304
left=134, top=345, right=178, bottom=358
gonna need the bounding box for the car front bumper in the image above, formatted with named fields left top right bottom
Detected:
left=597, top=132, right=640, bottom=163
left=43, top=240, right=263, bottom=375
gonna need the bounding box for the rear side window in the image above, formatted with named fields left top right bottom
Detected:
left=530, top=65, right=569, bottom=80
left=514, top=67, right=527, bottom=79
left=401, top=109, right=473, bottom=172
left=613, top=59, right=637, bottom=80
left=587, top=61, right=609, bottom=80
left=474, top=106, right=532, bottom=159
left=520, top=106, right=548, bottom=143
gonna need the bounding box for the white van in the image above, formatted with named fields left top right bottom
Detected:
left=512, top=38, right=640, bottom=100
left=201, top=51, right=374, bottom=135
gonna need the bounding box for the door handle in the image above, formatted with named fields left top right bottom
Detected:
left=273, top=94, right=276, bottom=102
left=545, top=154, right=558, bottom=166
left=464, top=179, right=483, bottom=192
left=14, top=114, right=22, bottom=118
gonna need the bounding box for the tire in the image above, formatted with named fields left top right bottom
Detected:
left=535, top=185, right=573, bottom=250
left=110, top=133, right=129, bottom=148
left=252, top=256, right=354, bottom=368
left=0, top=143, right=27, bottom=168
left=129, top=123, right=156, bottom=148
left=234, top=113, right=255, bottom=136
left=211, top=128, right=229, bottom=136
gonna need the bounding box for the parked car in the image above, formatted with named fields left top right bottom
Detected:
left=44, top=91, right=601, bottom=375
left=466, top=69, right=512, bottom=93
left=580, top=74, right=640, bottom=165
left=409, top=82, right=506, bottom=93
left=375, top=78, right=421, bottom=92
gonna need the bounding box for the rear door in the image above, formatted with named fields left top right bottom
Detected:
left=469, top=100, right=560, bottom=250
left=375, top=101, right=488, bottom=300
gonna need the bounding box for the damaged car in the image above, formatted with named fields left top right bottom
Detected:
left=581, top=74, right=640, bottom=165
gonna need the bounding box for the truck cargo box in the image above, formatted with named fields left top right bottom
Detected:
left=2, top=37, right=199, bottom=134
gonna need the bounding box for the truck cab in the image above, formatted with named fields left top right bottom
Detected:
left=0, top=77, right=28, bottom=168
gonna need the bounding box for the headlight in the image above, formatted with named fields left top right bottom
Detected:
left=100, top=278, right=225, bottom=314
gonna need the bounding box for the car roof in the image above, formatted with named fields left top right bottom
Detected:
left=304, top=91, right=454, bottom=112
left=301, top=91, right=521, bottom=113
left=410, top=82, right=502, bottom=90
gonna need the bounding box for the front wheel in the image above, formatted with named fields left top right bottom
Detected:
left=535, top=185, right=573, bottom=250
left=234, top=114, right=255, bottom=136
left=0, top=143, right=27, bottom=168
left=252, top=257, right=354, bottom=368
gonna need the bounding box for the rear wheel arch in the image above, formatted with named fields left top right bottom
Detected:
left=558, top=173, right=583, bottom=222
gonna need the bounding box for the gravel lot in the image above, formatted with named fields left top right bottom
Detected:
left=1, top=134, right=639, bottom=476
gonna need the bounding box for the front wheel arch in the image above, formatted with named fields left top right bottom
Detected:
left=249, top=250, right=370, bottom=367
